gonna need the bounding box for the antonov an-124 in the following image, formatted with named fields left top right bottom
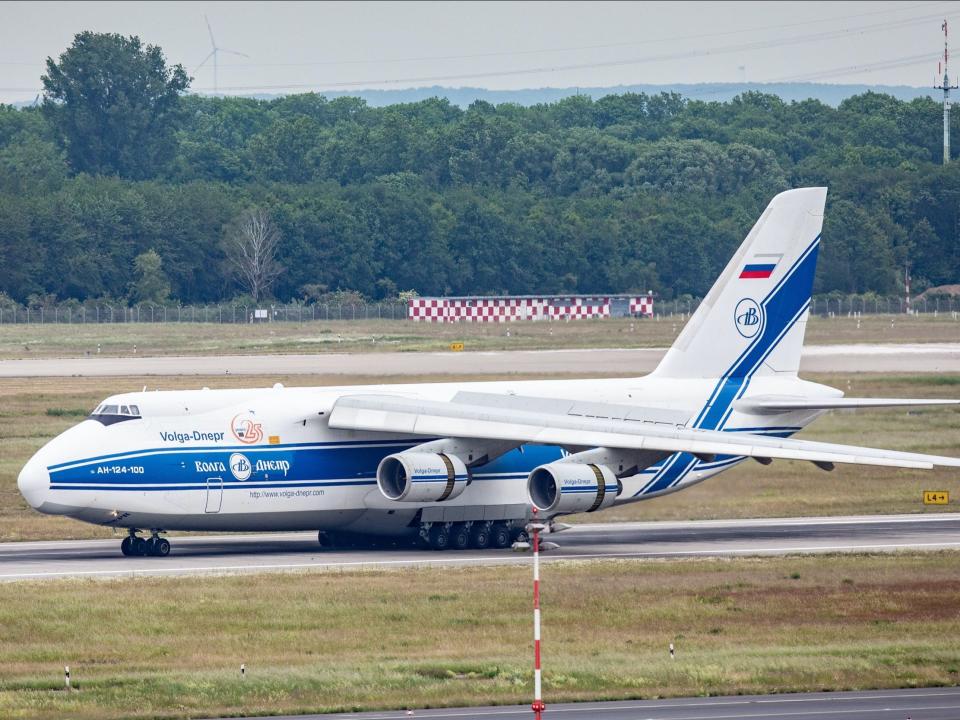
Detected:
left=18, top=188, right=960, bottom=556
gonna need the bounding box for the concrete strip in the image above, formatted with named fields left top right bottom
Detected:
left=1, top=343, right=959, bottom=377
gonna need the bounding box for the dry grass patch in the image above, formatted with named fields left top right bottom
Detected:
left=0, top=554, right=959, bottom=719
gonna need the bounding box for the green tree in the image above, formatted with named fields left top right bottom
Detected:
left=41, top=32, right=189, bottom=178
left=130, top=249, right=171, bottom=304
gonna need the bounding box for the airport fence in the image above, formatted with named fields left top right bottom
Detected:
left=0, top=295, right=956, bottom=324
left=0, top=302, right=410, bottom=324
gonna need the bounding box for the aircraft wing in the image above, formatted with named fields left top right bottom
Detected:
left=327, top=393, right=960, bottom=471
left=736, top=395, right=960, bottom=414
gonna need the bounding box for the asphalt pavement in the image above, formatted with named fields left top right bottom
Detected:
left=3, top=513, right=958, bottom=582
left=224, top=687, right=960, bottom=720
left=1, top=342, right=959, bottom=376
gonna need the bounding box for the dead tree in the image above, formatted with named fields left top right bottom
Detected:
left=226, top=208, right=283, bottom=302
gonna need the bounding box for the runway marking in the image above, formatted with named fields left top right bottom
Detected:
left=3, top=540, right=960, bottom=581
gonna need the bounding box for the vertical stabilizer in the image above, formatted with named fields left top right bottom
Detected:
left=652, top=187, right=826, bottom=380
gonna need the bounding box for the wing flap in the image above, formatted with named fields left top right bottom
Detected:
left=329, top=394, right=960, bottom=471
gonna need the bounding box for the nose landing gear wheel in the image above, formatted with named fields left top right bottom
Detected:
left=149, top=537, right=171, bottom=557
left=121, top=532, right=170, bottom=557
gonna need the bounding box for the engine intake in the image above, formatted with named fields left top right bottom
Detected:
left=377, top=452, right=469, bottom=503
left=528, top=462, right=618, bottom=514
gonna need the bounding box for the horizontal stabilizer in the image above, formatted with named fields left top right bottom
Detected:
left=737, top=396, right=960, bottom=415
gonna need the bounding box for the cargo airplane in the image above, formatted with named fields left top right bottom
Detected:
left=18, top=188, right=960, bottom=556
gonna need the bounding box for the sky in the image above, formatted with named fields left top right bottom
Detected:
left=0, top=0, right=957, bottom=104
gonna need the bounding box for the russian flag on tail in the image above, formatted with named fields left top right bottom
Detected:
left=740, top=254, right=782, bottom=279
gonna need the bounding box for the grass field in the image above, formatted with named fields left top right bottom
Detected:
left=1, top=553, right=958, bottom=719
left=1, top=372, right=959, bottom=542
left=0, top=314, right=958, bottom=359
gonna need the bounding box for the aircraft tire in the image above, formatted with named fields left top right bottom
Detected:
left=469, top=522, right=491, bottom=549
left=490, top=522, right=512, bottom=549
left=133, top=537, right=148, bottom=556
left=428, top=525, right=450, bottom=551
left=450, top=523, right=470, bottom=551
left=153, top=538, right=171, bottom=557
left=120, top=536, right=134, bottom=556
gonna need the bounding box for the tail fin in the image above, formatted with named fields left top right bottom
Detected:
left=653, top=187, right=826, bottom=380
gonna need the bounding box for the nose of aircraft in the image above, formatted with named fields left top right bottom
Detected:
left=18, top=452, right=50, bottom=510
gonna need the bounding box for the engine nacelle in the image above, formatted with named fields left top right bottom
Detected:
left=377, top=452, right=469, bottom=503
left=527, top=462, right=619, bottom=514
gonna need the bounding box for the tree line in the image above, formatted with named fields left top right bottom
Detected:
left=0, top=31, right=958, bottom=307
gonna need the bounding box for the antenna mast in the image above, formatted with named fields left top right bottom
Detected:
left=935, top=19, right=958, bottom=164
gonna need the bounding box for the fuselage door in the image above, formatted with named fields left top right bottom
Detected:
left=205, top=477, right=223, bottom=513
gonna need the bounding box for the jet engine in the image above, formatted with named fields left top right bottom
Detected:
left=527, top=462, right=619, bottom=514
left=377, top=452, right=469, bottom=502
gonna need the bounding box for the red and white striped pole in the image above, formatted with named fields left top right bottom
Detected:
left=531, top=507, right=546, bottom=719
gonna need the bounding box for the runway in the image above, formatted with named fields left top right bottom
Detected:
left=1, top=342, right=959, bottom=377
left=234, top=687, right=960, bottom=720
left=3, top=513, right=959, bottom=582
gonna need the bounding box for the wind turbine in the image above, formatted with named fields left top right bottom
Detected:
left=196, top=15, right=249, bottom=95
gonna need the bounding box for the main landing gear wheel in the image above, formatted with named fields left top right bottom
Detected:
left=120, top=536, right=134, bottom=556
left=469, top=522, right=491, bottom=549
left=490, top=522, right=512, bottom=549
left=428, top=525, right=451, bottom=551
left=450, top=523, right=471, bottom=551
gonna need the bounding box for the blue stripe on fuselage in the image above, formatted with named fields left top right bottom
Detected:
left=48, top=442, right=564, bottom=491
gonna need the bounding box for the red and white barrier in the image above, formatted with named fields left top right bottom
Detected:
left=630, top=296, right=654, bottom=317
left=408, top=296, right=653, bottom=322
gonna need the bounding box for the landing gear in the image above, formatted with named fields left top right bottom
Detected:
left=420, top=521, right=516, bottom=551
left=490, top=521, right=513, bottom=549
left=148, top=536, right=171, bottom=557
left=469, top=521, right=492, bottom=549
left=428, top=524, right=451, bottom=551
left=120, top=530, right=169, bottom=557
left=450, top=523, right=471, bottom=551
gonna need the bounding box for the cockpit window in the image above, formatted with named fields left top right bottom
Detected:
left=88, top=403, right=142, bottom=426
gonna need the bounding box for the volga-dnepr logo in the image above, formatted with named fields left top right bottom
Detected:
left=734, top=298, right=762, bottom=339
left=229, top=453, right=251, bottom=481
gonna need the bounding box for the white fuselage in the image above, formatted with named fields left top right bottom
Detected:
left=18, top=374, right=834, bottom=537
